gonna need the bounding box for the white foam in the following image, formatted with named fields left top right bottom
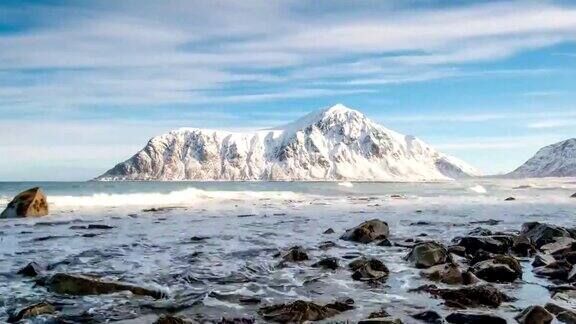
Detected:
left=48, top=187, right=302, bottom=208
left=338, top=181, right=354, bottom=188
left=469, top=185, right=487, bottom=194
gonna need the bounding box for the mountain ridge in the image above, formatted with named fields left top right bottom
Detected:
left=507, top=138, right=576, bottom=178
left=96, top=104, right=481, bottom=181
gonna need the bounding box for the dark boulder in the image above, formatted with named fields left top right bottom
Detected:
left=258, top=298, right=354, bottom=322
left=8, top=301, right=55, bottom=323
left=349, top=258, right=389, bottom=282
left=446, top=312, right=506, bottom=324
left=512, top=235, right=537, bottom=257
left=1, top=187, right=49, bottom=218
left=17, top=261, right=46, bottom=277
left=533, top=253, right=556, bottom=267
left=411, top=310, right=442, bottom=323
left=455, top=236, right=510, bottom=255
left=467, top=227, right=492, bottom=236
left=422, top=284, right=512, bottom=308
left=521, top=222, right=572, bottom=248
left=545, top=302, right=576, bottom=323
left=358, top=317, right=403, bottom=324
left=405, top=241, right=450, bottom=268
left=311, top=257, right=339, bottom=270
left=323, top=228, right=335, bottom=234
left=45, top=273, right=163, bottom=299
left=515, top=305, right=553, bottom=324
left=282, top=246, right=309, bottom=262
left=341, top=219, right=389, bottom=243
left=421, top=263, right=478, bottom=285
left=470, top=255, right=522, bottom=283
left=505, top=197, right=516, bottom=201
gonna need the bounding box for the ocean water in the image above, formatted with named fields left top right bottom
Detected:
left=0, top=179, right=575, bottom=322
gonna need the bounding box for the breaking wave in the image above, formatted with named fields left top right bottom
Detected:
left=48, top=187, right=303, bottom=207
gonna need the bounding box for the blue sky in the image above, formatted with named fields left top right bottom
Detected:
left=0, top=0, right=575, bottom=180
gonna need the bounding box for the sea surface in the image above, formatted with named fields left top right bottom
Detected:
left=1, top=179, right=576, bottom=322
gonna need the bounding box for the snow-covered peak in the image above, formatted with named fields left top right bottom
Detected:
left=508, top=138, right=576, bottom=178
left=96, top=104, right=480, bottom=181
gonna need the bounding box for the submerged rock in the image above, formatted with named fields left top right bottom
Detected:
left=405, top=241, right=450, bottom=268
left=17, top=261, right=46, bottom=277
left=515, top=305, right=553, bottom=324
left=258, top=298, right=354, bottom=322
left=281, top=246, right=309, bottom=263
left=410, top=310, right=442, bottom=323
left=45, top=273, right=163, bottom=299
left=422, top=284, right=511, bottom=308
left=8, top=301, right=55, bottom=323
left=421, top=263, right=478, bottom=285
left=545, top=302, right=576, bottom=323
left=470, top=255, right=522, bottom=283
left=533, top=253, right=556, bottom=267
left=349, top=258, right=389, bottom=282
left=455, top=236, right=510, bottom=255
left=154, top=315, right=188, bottom=324
left=1, top=187, right=49, bottom=218
left=341, top=219, right=389, bottom=244
left=521, top=222, right=572, bottom=248
left=504, top=197, right=516, bottom=201
left=445, top=312, right=506, bottom=324
left=311, top=257, right=339, bottom=270
left=358, top=317, right=403, bottom=324
left=512, top=235, right=537, bottom=257
left=323, top=228, right=335, bottom=234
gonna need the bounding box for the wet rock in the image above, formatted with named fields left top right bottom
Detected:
left=377, top=238, right=392, bottom=246
left=1, top=187, right=49, bottom=218
left=318, top=241, right=336, bottom=250
left=541, top=237, right=576, bottom=255
left=421, top=263, right=478, bottom=285
left=17, top=261, right=46, bottom=277
left=410, top=310, right=442, bottom=323
left=447, top=245, right=466, bottom=256
left=467, top=227, right=492, bottom=236
left=533, top=253, right=556, bottom=267
left=422, top=284, right=512, bottom=308
left=521, top=222, right=572, bottom=248
left=311, top=257, right=339, bottom=270
left=470, top=255, right=522, bottom=283
left=455, top=236, right=509, bottom=255
left=512, top=235, right=537, bottom=257
left=219, top=317, right=255, bottom=324
left=258, top=298, right=354, bottom=322
left=45, top=273, right=163, bottom=299
left=445, top=312, right=506, bottom=324
left=545, top=302, right=576, bottom=323
left=281, top=246, right=309, bottom=262
left=358, top=317, right=403, bottom=324
left=405, top=241, right=450, bottom=268
left=8, top=301, right=55, bottom=323
left=70, top=224, right=114, bottom=230
left=533, top=260, right=572, bottom=281
left=341, top=219, right=389, bottom=243
left=349, top=258, right=389, bottom=282
left=190, top=236, right=209, bottom=242
left=154, top=315, right=188, bottom=324
left=504, top=197, right=516, bottom=201
left=571, top=193, right=576, bottom=198
left=515, top=305, right=553, bottom=324
left=367, top=309, right=390, bottom=318
left=411, top=221, right=431, bottom=226
left=323, top=228, right=335, bottom=234
left=470, top=219, right=501, bottom=225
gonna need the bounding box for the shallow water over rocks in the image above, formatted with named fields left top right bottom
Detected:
left=0, top=179, right=575, bottom=322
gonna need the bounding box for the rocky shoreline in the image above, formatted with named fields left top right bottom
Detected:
left=2, top=185, right=576, bottom=323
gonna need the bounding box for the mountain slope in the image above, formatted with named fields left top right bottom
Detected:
left=508, top=138, right=576, bottom=178
left=96, top=104, right=480, bottom=181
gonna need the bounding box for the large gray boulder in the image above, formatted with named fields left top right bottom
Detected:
left=405, top=241, right=450, bottom=268
left=521, top=222, right=572, bottom=248
left=341, top=219, right=389, bottom=244
left=1, top=187, right=48, bottom=218
left=470, top=255, right=522, bottom=283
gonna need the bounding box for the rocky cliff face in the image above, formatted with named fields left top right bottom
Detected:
left=96, top=104, right=480, bottom=181
left=508, top=138, right=576, bottom=178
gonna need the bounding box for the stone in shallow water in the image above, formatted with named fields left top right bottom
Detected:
left=281, top=246, right=309, bottom=262
left=470, top=255, right=522, bottom=283
left=504, top=197, right=516, bottom=201
left=45, top=273, right=164, bottom=299
left=445, top=312, right=506, bottom=324
left=8, top=301, right=55, bottom=323
left=358, top=317, right=403, bottom=324
left=258, top=298, right=354, bottom=322
left=341, top=219, right=389, bottom=243
left=349, top=258, right=389, bottom=282
left=421, top=263, right=478, bottom=285
left=1, top=187, right=49, bottom=218
left=421, top=284, right=512, bottom=308
left=405, top=241, right=450, bottom=268
left=515, top=305, right=553, bottom=324
left=323, top=228, right=335, bottom=234
left=521, top=222, right=572, bottom=248
left=311, top=257, right=339, bottom=270
left=410, top=310, right=442, bottom=323
left=455, top=235, right=509, bottom=255
left=17, top=261, right=46, bottom=277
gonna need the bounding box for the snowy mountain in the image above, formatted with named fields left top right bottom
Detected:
left=507, top=138, right=576, bottom=178
left=96, top=104, right=480, bottom=181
